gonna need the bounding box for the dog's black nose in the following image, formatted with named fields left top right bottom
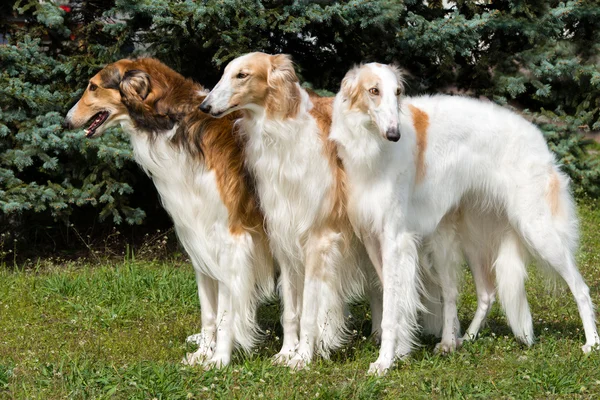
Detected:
left=62, top=119, right=72, bottom=129
left=386, top=127, right=401, bottom=142
left=199, top=102, right=212, bottom=114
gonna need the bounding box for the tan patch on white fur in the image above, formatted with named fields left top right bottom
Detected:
left=546, top=171, right=561, bottom=216
left=309, top=93, right=353, bottom=250
left=408, top=105, right=429, bottom=183
left=343, top=68, right=381, bottom=113
left=265, top=54, right=300, bottom=119
left=201, top=118, right=265, bottom=236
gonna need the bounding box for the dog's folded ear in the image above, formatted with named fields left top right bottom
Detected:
left=341, top=66, right=361, bottom=107
left=268, top=54, right=298, bottom=88
left=265, top=54, right=301, bottom=118
left=120, top=70, right=151, bottom=101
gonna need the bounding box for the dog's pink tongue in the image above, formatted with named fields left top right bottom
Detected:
left=84, top=111, right=109, bottom=137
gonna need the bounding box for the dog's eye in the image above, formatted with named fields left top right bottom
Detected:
left=369, top=87, right=379, bottom=96
left=236, top=72, right=248, bottom=79
left=396, top=88, right=402, bottom=96
left=89, top=83, right=98, bottom=92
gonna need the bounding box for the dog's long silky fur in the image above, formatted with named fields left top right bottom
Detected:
left=64, top=58, right=274, bottom=368
left=331, top=63, right=600, bottom=375
left=200, top=53, right=379, bottom=368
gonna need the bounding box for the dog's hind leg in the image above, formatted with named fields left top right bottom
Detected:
left=462, top=246, right=495, bottom=342
left=464, top=261, right=495, bottom=342
left=368, top=281, right=383, bottom=344
left=287, top=229, right=347, bottom=369
left=420, top=250, right=444, bottom=338
left=552, top=254, right=599, bottom=352
left=429, top=224, right=463, bottom=354
left=511, top=179, right=599, bottom=351
left=229, top=234, right=264, bottom=352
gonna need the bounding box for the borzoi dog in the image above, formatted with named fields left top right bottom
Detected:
left=64, top=58, right=274, bottom=367
left=200, top=52, right=379, bottom=368
left=330, top=63, right=599, bottom=374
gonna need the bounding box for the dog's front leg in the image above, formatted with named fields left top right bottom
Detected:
left=429, top=225, right=463, bottom=354
left=204, top=280, right=234, bottom=368
left=368, top=229, right=419, bottom=376
left=273, top=253, right=301, bottom=364
left=183, top=270, right=218, bottom=365
left=204, top=238, right=255, bottom=369
left=362, top=232, right=383, bottom=343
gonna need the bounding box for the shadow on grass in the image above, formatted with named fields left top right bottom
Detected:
left=243, top=300, right=589, bottom=365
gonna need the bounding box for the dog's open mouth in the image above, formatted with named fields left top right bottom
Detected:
left=84, top=111, right=110, bottom=138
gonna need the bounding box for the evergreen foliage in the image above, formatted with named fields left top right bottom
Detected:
left=1, top=0, right=599, bottom=249
left=1, top=0, right=145, bottom=233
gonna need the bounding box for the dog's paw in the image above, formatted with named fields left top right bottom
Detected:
left=203, top=354, right=231, bottom=370
left=286, top=354, right=309, bottom=371
left=182, top=343, right=216, bottom=366
left=272, top=347, right=296, bottom=366
left=434, top=339, right=460, bottom=355
left=462, top=332, right=477, bottom=342
left=367, top=360, right=391, bottom=376
left=371, top=331, right=382, bottom=346
left=582, top=341, right=600, bottom=354
left=182, top=351, right=206, bottom=366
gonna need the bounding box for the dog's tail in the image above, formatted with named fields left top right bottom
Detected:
left=497, top=164, right=579, bottom=346
left=494, top=228, right=534, bottom=345
left=420, top=251, right=444, bottom=337
left=534, top=166, right=579, bottom=283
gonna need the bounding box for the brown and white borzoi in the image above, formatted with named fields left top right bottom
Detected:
left=200, top=53, right=380, bottom=368
left=64, top=58, right=274, bottom=368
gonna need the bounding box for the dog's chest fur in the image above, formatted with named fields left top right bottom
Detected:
left=128, top=127, right=232, bottom=273
left=242, top=115, right=334, bottom=261
left=332, top=117, right=414, bottom=236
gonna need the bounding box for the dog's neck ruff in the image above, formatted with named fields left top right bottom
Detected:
left=332, top=95, right=419, bottom=175
left=239, top=86, right=334, bottom=261
left=330, top=94, right=389, bottom=172
left=124, top=123, right=232, bottom=277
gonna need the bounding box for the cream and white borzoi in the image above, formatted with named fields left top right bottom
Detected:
left=330, top=63, right=599, bottom=374
left=200, top=52, right=379, bottom=368
left=64, top=58, right=274, bottom=368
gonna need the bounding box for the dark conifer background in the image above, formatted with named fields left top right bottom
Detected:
left=1, top=0, right=598, bottom=255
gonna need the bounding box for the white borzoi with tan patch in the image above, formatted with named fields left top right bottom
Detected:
left=64, top=58, right=274, bottom=368
left=200, top=52, right=380, bottom=368
left=330, top=63, right=599, bottom=374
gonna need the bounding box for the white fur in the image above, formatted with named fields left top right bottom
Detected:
left=239, top=88, right=372, bottom=367
left=331, top=63, right=600, bottom=374
left=204, top=60, right=375, bottom=368
left=123, top=123, right=274, bottom=368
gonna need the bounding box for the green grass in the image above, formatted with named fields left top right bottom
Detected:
left=1, top=202, right=600, bottom=399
